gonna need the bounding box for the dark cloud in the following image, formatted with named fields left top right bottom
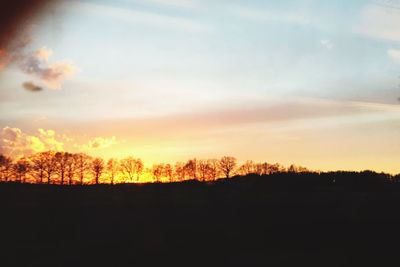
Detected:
left=2, top=43, right=76, bottom=90
left=22, top=81, right=42, bottom=92
left=19, top=47, right=76, bottom=89
left=0, top=2, right=75, bottom=90
left=0, top=1, right=53, bottom=49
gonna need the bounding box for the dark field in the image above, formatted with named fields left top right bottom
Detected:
left=1, top=172, right=400, bottom=266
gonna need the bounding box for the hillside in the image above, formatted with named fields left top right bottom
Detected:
left=1, top=172, right=400, bottom=266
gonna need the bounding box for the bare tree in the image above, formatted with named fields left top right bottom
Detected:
left=243, top=160, right=255, bottom=175
left=119, top=157, right=143, bottom=182
left=198, top=160, right=209, bottom=181
left=14, top=158, right=30, bottom=183
left=152, top=164, right=164, bottom=182
left=288, top=164, right=297, bottom=173
left=184, top=159, right=197, bottom=180
left=107, top=158, right=119, bottom=185
left=254, top=163, right=263, bottom=175
left=65, top=153, right=76, bottom=185
left=91, top=158, right=104, bottom=184
left=207, top=159, right=220, bottom=180
left=55, top=152, right=69, bottom=185
left=30, top=152, right=47, bottom=183
left=174, top=162, right=185, bottom=182
left=260, top=162, right=270, bottom=175
left=42, top=151, right=57, bottom=184
left=219, top=156, right=237, bottom=179
left=268, top=163, right=284, bottom=174
left=288, top=164, right=309, bottom=173
left=0, top=154, right=13, bottom=182
left=163, top=163, right=173, bottom=182
left=135, top=158, right=144, bottom=181
left=74, top=153, right=91, bottom=185
left=120, top=157, right=137, bottom=182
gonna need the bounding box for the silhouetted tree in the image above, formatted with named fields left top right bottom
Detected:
left=288, top=164, right=297, bottom=173
left=297, top=166, right=310, bottom=173
left=152, top=164, right=164, bottom=182
left=135, top=158, right=144, bottom=181
left=163, top=163, right=173, bottom=182
left=206, top=159, right=220, bottom=180
left=65, top=153, right=76, bottom=185
left=14, top=158, right=30, bottom=183
left=30, top=152, right=46, bottom=183
left=184, top=159, right=197, bottom=180
left=288, top=164, right=309, bottom=173
left=219, top=156, right=237, bottom=179
left=55, top=152, right=69, bottom=185
left=0, top=151, right=326, bottom=185
left=198, top=159, right=220, bottom=181
left=120, top=157, right=137, bottom=182
left=0, top=154, right=13, bottom=182
left=107, top=158, right=119, bottom=185
left=254, top=163, right=263, bottom=175
left=74, top=153, right=91, bottom=185
left=91, top=158, right=104, bottom=184
left=260, top=162, right=270, bottom=175
left=119, top=157, right=143, bottom=182
left=42, top=151, right=57, bottom=184
left=268, top=163, right=285, bottom=174
left=174, top=162, right=185, bottom=182
left=198, top=160, right=209, bottom=181
left=238, top=160, right=254, bottom=175
left=244, top=160, right=256, bottom=175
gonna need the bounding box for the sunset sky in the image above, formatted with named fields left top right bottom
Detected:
left=1, top=0, right=400, bottom=173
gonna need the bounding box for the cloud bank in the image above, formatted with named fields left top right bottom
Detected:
left=0, top=127, right=118, bottom=158
left=0, top=127, right=64, bottom=158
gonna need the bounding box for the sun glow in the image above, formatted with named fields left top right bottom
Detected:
left=0, top=150, right=319, bottom=185
left=1, top=0, right=400, bottom=177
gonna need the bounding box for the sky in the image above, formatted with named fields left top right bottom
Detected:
left=0, top=0, right=400, bottom=173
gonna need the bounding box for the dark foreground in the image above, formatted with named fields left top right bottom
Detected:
left=1, top=172, right=400, bottom=266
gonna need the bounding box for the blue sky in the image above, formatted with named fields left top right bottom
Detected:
left=31, top=0, right=400, bottom=109
left=1, top=0, right=400, bottom=172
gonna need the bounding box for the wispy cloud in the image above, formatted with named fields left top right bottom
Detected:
left=78, top=136, right=118, bottom=151
left=134, top=0, right=202, bottom=9
left=320, top=39, right=334, bottom=50
left=353, top=3, right=400, bottom=42
left=69, top=98, right=400, bottom=140
left=229, top=5, right=312, bottom=26
left=387, top=48, right=400, bottom=61
left=64, top=1, right=213, bottom=33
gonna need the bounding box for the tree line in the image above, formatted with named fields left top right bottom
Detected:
left=0, top=151, right=312, bottom=185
